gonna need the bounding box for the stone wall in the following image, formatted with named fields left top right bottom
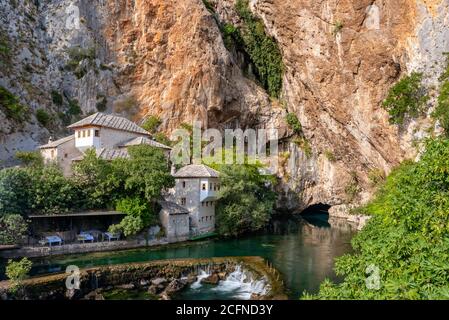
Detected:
left=0, top=257, right=286, bottom=300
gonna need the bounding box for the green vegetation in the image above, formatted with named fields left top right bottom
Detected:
left=5, top=258, right=32, bottom=294
left=206, top=151, right=276, bottom=237
left=332, top=21, right=344, bottom=36
left=324, top=150, right=336, bottom=162
left=0, top=145, right=173, bottom=237
left=0, top=214, right=28, bottom=245
left=368, top=168, right=385, bottom=187
left=153, top=132, right=172, bottom=146
left=0, top=31, right=11, bottom=65
left=307, top=138, right=449, bottom=299
left=432, top=53, right=449, bottom=136
left=344, top=171, right=360, bottom=202
left=0, top=86, right=29, bottom=122
left=141, top=115, right=162, bottom=133
left=286, top=113, right=302, bottom=134
left=221, top=23, right=240, bottom=50
left=202, top=0, right=215, bottom=13
left=68, top=98, right=82, bottom=116
left=36, top=109, right=51, bottom=127
left=382, top=72, right=429, bottom=125
left=293, top=137, right=312, bottom=158
left=109, top=197, right=157, bottom=237
left=51, top=90, right=63, bottom=106
left=96, top=94, right=107, bottom=112
left=15, top=151, right=44, bottom=167
left=65, top=46, right=96, bottom=79
left=225, top=0, right=283, bottom=98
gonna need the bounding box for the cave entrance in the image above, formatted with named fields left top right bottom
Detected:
left=300, top=203, right=331, bottom=228
left=300, top=203, right=331, bottom=216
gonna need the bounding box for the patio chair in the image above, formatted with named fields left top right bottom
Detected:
left=104, top=232, right=120, bottom=242
left=77, top=231, right=95, bottom=243
left=45, top=235, right=63, bottom=247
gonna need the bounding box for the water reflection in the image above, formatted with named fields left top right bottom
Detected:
left=5, top=214, right=356, bottom=299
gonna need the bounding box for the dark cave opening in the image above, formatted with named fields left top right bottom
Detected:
left=300, top=203, right=331, bottom=216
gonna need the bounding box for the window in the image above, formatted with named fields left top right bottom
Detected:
left=181, top=198, right=186, bottom=205
left=82, top=130, right=86, bottom=138
left=77, top=131, right=81, bottom=138
left=64, top=153, right=68, bottom=158
left=87, top=130, right=91, bottom=137
left=214, top=184, right=216, bottom=191
left=182, top=181, right=186, bottom=188
left=201, top=202, right=204, bottom=207
left=210, top=183, right=212, bottom=190
left=202, top=183, right=206, bottom=190
left=206, top=202, right=208, bottom=207
left=94, top=130, right=100, bottom=137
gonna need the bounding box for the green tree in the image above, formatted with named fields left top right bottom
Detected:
left=0, top=168, right=33, bottom=216
left=15, top=151, right=44, bottom=168
left=36, top=109, right=51, bottom=127
left=141, top=116, right=162, bottom=133
left=0, top=214, right=28, bottom=245
left=286, top=113, right=302, bottom=134
left=72, top=148, right=115, bottom=209
left=109, top=197, right=157, bottom=237
left=208, top=159, right=276, bottom=237
left=0, top=86, right=29, bottom=122
left=6, top=258, right=32, bottom=294
left=307, top=138, right=449, bottom=300
left=29, top=165, right=79, bottom=214
left=382, top=72, right=429, bottom=125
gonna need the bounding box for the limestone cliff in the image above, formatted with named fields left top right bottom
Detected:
left=1, top=0, right=449, bottom=213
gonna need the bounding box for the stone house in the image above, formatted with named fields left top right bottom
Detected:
left=38, top=112, right=171, bottom=175
left=158, top=201, right=190, bottom=241
left=166, top=164, right=220, bottom=236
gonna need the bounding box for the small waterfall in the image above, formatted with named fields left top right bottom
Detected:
left=191, top=269, right=211, bottom=289
left=187, top=265, right=269, bottom=300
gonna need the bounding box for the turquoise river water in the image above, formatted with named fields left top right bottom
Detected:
left=0, top=214, right=356, bottom=299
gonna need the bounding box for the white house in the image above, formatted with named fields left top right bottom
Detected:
left=165, top=164, right=220, bottom=236
left=39, top=112, right=171, bottom=175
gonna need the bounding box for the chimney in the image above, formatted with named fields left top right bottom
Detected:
left=48, top=136, right=54, bottom=144
left=171, top=164, right=176, bottom=175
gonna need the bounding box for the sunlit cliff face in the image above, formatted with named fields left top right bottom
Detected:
left=1, top=0, right=449, bottom=212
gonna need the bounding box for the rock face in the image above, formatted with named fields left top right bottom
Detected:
left=1, top=0, right=449, bottom=212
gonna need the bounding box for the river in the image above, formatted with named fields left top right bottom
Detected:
left=0, top=214, right=356, bottom=299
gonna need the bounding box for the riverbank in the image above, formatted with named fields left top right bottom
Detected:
left=328, top=205, right=371, bottom=230
left=0, top=257, right=287, bottom=300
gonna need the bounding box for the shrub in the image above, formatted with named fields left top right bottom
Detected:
left=109, top=197, right=157, bottom=237
left=96, top=94, right=107, bottom=112
left=68, top=98, right=82, bottom=116
left=344, top=171, right=360, bottom=202
left=382, top=72, right=429, bottom=125
left=324, top=150, right=336, bottom=162
left=308, top=138, right=449, bottom=299
left=6, top=258, right=32, bottom=294
left=0, top=214, right=28, bottom=245
left=286, top=113, right=302, bottom=134
left=153, top=132, right=172, bottom=146
left=141, top=115, right=162, bottom=133
left=234, top=0, right=283, bottom=98
left=432, top=53, right=449, bottom=136
left=51, top=90, right=63, bottom=106
left=15, top=151, right=44, bottom=167
left=0, top=86, right=29, bottom=122
left=332, top=21, right=344, bottom=36
left=36, top=109, right=51, bottom=127
left=202, top=0, right=215, bottom=13
left=293, top=137, right=312, bottom=158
